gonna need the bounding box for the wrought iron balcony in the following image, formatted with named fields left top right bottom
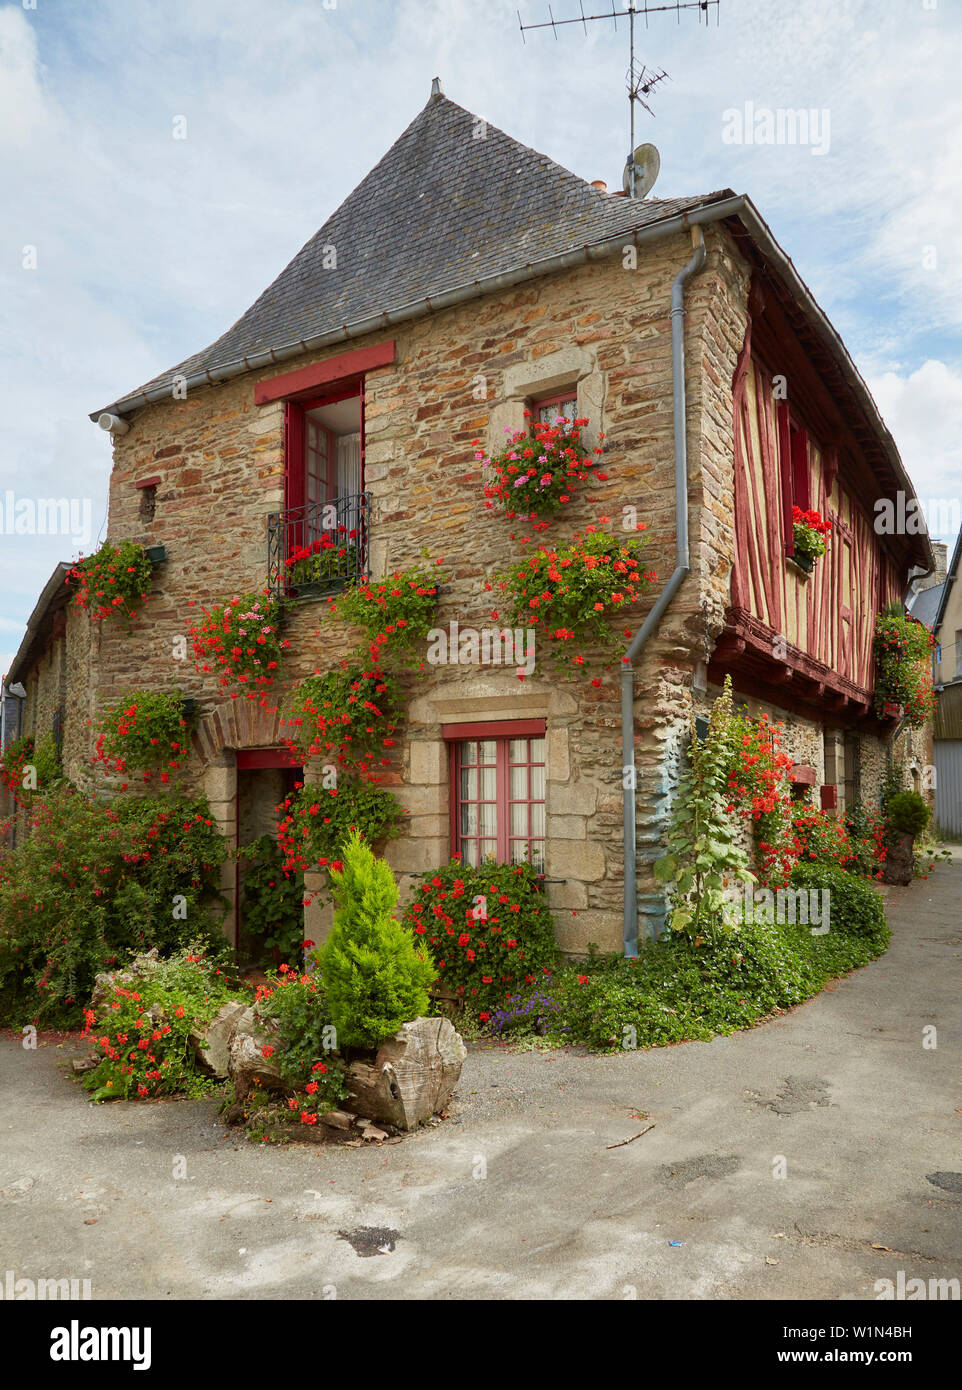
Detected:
left=267, top=492, right=370, bottom=599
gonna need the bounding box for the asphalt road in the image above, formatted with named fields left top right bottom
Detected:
left=1, top=865, right=959, bottom=1300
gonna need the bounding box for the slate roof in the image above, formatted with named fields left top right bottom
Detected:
left=908, top=580, right=946, bottom=628
left=95, top=91, right=733, bottom=415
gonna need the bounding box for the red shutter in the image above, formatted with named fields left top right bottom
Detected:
left=776, top=402, right=794, bottom=551
left=284, top=400, right=305, bottom=513
left=791, top=427, right=810, bottom=513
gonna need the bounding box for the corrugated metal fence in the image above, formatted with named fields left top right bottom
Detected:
left=934, top=682, right=962, bottom=836
left=934, top=740, right=962, bottom=837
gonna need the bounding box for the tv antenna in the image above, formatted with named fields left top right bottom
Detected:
left=518, top=1, right=720, bottom=197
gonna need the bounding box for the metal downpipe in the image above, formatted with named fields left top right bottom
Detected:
left=622, top=225, right=706, bottom=957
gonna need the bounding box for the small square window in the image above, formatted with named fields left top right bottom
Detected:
left=531, top=388, right=578, bottom=427
left=139, top=484, right=157, bottom=525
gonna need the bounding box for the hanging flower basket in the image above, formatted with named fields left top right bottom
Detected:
left=476, top=413, right=607, bottom=524
left=791, top=507, right=832, bottom=570
left=145, top=545, right=168, bottom=565
left=873, top=611, right=936, bottom=727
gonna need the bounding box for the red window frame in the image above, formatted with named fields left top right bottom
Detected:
left=530, top=387, right=578, bottom=425
left=284, top=383, right=365, bottom=513
left=442, top=720, right=546, bottom=869
left=776, top=402, right=812, bottom=552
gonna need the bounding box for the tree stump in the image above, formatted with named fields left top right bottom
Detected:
left=345, top=1017, right=466, bottom=1131
left=882, top=832, right=915, bottom=886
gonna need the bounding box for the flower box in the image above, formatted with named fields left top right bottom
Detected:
left=180, top=697, right=198, bottom=721
left=788, top=553, right=813, bottom=575
left=145, top=545, right=167, bottom=565
left=293, top=579, right=343, bottom=600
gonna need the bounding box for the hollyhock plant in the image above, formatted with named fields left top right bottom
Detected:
left=492, top=525, right=653, bottom=674
left=94, top=689, right=196, bottom=784
left=476, top=412, right=607, bottom=523
left=187, top=590, right=289, bottom=698
left=67, top=539, right=153, bottom=626
left=791, top=506, right=832, bottom=565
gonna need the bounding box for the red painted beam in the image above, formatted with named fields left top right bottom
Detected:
left=441, top=719, right=546, bottom=741
left=254, top=341, right=396, bottom=406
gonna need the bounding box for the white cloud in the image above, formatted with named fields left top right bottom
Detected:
left=867, top=359, right=962, bottom=543
left=1, top=0, right=961, bottom=652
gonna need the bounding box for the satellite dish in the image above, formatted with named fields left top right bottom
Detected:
left=623, top=142, right=660, bottom=199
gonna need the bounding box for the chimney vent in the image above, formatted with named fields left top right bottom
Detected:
left=591, top=179, right=607, bottom=193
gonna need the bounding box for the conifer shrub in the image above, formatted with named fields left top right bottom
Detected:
left=315, top=830, right=434, bottom=1050
left=886, top=790, right=929, bottom=837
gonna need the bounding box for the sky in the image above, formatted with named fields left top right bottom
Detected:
left=2, top=0, right=961, bottom=680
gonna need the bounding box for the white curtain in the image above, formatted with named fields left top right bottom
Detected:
left=336, top=433, right=361, bottom=498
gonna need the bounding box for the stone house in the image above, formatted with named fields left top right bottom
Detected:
left=16, top=84, right=935, bottom=953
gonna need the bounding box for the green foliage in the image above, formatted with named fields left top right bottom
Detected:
left=540, top=922, right=823, bottom=1052
left=789, top=862, right=889, bottom=951
left=238, top=834, right=305, bottom=963
left=316, top=830, right=434, bottom=1050
left=880, top=759, right=906, bottom=816
left=654, top=676, right=756, bottom=935
left=0, top=789, right=228, bottom=1027
left=253, top=968, right=349, bottom=1117
left=873, top=612, right=936, bottom=725
left=79, top=946, right=240, bottom=1101
left=886, top=790, right=930, bottom=837
left=97, top=689, right=195, bottom=777
left=276, top=778, right=404, bottom=878
left=335, top=557, right=444, bottom=667
left=285, top=666, right=402, bottom=770
left=498, top=864, right=890, bottom=1052
left=401, top=857, right=558, bottom=1014
left=0, top=733, right=63, bottom=796
left=496, top=527, right=652, bottom=673
left=67, top=539, right=154, bottom=626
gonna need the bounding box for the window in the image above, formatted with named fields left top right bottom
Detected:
left=445, top=721, right=546, bottom=870
left=275, top=385, right=366, bottom=594
left=531, top=388, right=578, bottom=426
left=776, top=402, right=811, bottom=548
left=135, top=475, right=160, bottom=526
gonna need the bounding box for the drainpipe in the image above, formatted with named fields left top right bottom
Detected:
left=622, top=224, right=707, bottom=957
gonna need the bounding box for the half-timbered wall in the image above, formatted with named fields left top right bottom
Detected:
left=731, top=353, right=903, bottom=698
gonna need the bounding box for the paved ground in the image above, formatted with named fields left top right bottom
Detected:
left=1, top=866, right=959, bottom=1300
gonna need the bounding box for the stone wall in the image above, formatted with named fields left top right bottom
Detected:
left=64, top=225, right=750, bottom=953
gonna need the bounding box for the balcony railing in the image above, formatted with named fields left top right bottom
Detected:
left=267, top=492, right=370, bottom=599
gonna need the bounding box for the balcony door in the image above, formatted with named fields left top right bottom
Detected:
left=282, top=384, right=365, bottom=588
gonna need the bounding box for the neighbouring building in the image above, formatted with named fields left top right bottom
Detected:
left=9, top=83, right=937, bottom=952
left=913, top=530, right=962, bottom=835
